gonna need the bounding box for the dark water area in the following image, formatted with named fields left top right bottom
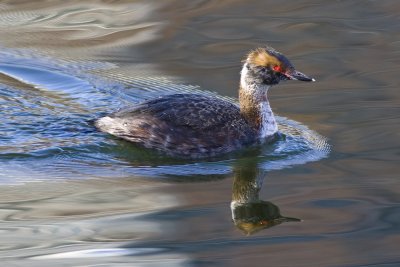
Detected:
left=0, top=1, right=399, bottom=266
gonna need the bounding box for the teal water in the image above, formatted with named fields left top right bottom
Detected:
left=0, top=1, right=399, bottom=266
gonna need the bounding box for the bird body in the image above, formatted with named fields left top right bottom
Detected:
left=95, top=93, right=258, bottom=158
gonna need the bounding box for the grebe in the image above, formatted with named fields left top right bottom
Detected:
left=95, top=47, right=315, bottom=158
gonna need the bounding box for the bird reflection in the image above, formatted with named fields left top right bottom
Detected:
left=231, top=160, right=300, bottom=235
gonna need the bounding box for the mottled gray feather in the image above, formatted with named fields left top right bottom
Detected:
left=96, top=94, right=258, bottom=158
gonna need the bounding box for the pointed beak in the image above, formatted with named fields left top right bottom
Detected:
left=286, top=70, right=315, bottom=82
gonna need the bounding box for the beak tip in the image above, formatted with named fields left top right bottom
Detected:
left=289, top=70, right=316, bottom=82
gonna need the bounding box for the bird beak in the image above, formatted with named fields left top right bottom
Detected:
left=285, top=70, right=315, bottom=82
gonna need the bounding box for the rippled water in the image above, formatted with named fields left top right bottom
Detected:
left=0, top=1, right=399, bottom=266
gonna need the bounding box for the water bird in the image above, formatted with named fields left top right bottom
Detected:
left=95, top=47, right=315, bottom=158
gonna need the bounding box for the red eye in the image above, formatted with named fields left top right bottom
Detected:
left=273, top=65, right=282, bottom=72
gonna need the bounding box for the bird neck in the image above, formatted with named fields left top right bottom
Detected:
left=239, top=65, right=278, bottom=139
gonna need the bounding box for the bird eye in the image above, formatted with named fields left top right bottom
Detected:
left=260, top=67, right=266, bottom=72
left=273, top=65, right=282, bottom=72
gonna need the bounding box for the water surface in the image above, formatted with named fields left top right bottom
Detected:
left=0, top=1, right=399, bottom=266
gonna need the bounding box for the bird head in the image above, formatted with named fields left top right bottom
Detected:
left=242, top=47, right=315, bottom=86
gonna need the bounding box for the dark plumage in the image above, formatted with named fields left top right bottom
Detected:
left=95, top=94, right=258, bottom=158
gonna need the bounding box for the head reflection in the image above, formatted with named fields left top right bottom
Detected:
left=231, top=160, right=300, bottom=235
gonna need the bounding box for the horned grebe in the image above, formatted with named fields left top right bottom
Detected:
left=95, top=47, right=315, bottom=158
